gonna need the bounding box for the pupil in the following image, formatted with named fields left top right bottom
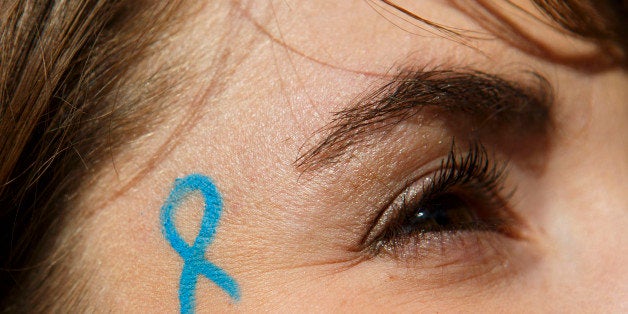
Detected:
left=408, top=193, right=475, bottom=232
left=430, top=200, right=452, bottom=226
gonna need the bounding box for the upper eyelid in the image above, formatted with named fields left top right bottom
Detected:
left=360, top=175, right=430, bottom=249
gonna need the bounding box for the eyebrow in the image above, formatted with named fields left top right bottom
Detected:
left=296, top=69, right=553, bottom=170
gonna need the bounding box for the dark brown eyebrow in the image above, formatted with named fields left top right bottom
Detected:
left=296, top=69, right=553, bottom=171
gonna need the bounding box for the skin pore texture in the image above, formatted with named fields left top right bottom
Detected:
left=65, top=0, right=626, bottom=312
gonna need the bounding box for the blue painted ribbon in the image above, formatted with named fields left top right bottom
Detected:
left=160, top=174, right=240, bottom=314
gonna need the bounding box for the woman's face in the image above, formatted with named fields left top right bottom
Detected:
left=74, top=1, right=627, bottom=312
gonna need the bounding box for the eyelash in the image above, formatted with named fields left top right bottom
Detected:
left=362, top=141, right=519, bottom=261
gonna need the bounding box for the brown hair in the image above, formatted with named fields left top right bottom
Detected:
left=0, top=0, right=184, bottom=310
left=378, top=0, right=627, bottom=68
left=0, top=0, right=625, bottom=311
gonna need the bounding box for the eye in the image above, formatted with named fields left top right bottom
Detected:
left=362, top=141, right=520, bottom=264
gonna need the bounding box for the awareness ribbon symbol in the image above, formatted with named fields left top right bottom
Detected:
left=160, top=174, right=240, bottom=314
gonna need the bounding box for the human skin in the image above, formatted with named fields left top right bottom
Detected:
left=66, top=1, right=626, bottom=312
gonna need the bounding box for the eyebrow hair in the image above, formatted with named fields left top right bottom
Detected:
left=296, top=69, right=553, bottom=170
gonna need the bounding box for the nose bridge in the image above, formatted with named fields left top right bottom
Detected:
left=532, top=138, right=628, bottom=308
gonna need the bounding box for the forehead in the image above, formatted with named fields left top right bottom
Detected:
left=236, top=0, right=603, bottom=73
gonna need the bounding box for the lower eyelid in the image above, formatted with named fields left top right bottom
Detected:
left=375, top=230, right=500, bottom=261
left=371, top=230, right=521, bottom=285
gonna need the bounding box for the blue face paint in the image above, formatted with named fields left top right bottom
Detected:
left=160, top=174, right=240, bottom=314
